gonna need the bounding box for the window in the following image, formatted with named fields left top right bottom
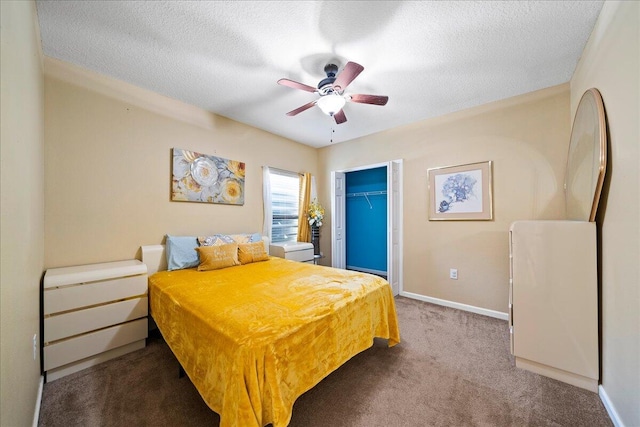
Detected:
left=269, top=169, right=300, bottom=243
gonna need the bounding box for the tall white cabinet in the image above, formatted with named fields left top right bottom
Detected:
left=509, top=221, right=599, bottom=391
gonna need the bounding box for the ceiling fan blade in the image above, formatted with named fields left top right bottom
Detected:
left=334, top=109, right=347, bottom=124
left=333, top=62, right=364, bottom=92
left=286, top=101, right=317, bottom=116
left=349, top=94, right=389, bottom=106
left=277, top=78, right=317, bottom=93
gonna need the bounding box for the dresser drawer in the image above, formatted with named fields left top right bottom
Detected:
left=45, top=296, right=148, bottom=342
left=44, top=274, right=147, bottom=315
left=285, top=248, right=314, bottom=262
left=44, top=318, right=147, bottom=371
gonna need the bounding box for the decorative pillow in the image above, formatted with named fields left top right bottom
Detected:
left=199, top=233, right=262, bottom=246
left=230, top=232, right=263, bottom=244
left=238, top=241, right=270, bottom=265
left=198, top=234, right=235, bottom=247
left=229, top=234, right=252, bottom=244
left=195, top=243, right=240, bottom=271
left=165, top=235, right=199, bottom=271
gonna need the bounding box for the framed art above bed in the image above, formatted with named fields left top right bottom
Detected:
left=171, top=148, right=245, bottom=205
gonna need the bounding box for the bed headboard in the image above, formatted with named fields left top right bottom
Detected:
left=141, top=236, right=270, bottom=275
left=140, top=245, right=167, bottom=275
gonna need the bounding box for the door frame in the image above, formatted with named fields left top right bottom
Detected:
left=331, top=160, right=403, bottom=295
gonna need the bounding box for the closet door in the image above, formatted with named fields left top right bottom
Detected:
left=331, top=171, right=346, bottom=268
left=387, top=160, right=402, bottom=295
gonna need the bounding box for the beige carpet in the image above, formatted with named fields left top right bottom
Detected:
left=38, top=297, right=612, bottom=426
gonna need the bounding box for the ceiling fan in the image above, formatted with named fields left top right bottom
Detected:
left=277, top=61, right=388, bottom=124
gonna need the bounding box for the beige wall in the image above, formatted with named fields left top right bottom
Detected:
left=44, top=59, right=317, bottom=268
left=0, top=1, right=45, bottom=425
left=319, top=85, right=570, bottom=313
left=11, top=3, right=637, bottom=423
left=571, top=1, right=640, bottom=425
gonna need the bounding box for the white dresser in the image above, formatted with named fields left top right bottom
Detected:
left=43, top=260, right=148, bottom=381
left=509, top=221, right=599, bottom=392
left=269, top=242, right=314, bottom=263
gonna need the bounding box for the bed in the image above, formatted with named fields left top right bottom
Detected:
left=141, top=237, right=400, bottom=427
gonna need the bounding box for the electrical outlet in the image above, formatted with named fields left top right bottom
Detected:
left=33, top=334, right=37, bottom=360
left=450, top=268, right=458, bottom=280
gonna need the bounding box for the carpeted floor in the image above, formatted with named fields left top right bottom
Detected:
left=38, top=297, right=612, bottom=426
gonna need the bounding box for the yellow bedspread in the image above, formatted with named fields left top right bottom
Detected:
left=149, top=257, right=400, bottom=427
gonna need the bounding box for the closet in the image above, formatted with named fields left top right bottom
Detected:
left=345, top=167, right=387, bottom=278
left=331, top=160, right=402, bottom=295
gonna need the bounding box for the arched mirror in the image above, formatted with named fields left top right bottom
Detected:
left=565, top=88, right=607, bottom=222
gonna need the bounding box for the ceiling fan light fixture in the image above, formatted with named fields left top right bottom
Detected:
left=317, top=94, right=346, bottom=116
left=278, top=61, right=387, bottom=125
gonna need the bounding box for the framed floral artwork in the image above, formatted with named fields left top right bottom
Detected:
left=427, top=161, right=493, bottom=220
left=171, top=148, right=245, bottom=205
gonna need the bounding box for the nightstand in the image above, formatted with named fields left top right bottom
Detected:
left=269, top=242, right=314, bottom=263
left=42, top=260, right=148, bottom=381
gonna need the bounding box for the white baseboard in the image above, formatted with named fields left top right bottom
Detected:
left=33, top=375, right=43, bottom=427
left=399, top=291, right=508, bottom=320
left=599, top=385, right=624, bottom=427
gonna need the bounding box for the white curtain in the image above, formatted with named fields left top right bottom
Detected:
left=262, top=166, right=272, bottom=240
left=311, top=175, right=318, bottom=201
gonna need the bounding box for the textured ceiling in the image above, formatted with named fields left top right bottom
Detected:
left=36, top=1, right=603, bottom=148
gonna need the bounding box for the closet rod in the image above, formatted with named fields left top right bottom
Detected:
left=345, top=190, right=387, bottom=198
left=346, top=190, right=386, bottom=209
